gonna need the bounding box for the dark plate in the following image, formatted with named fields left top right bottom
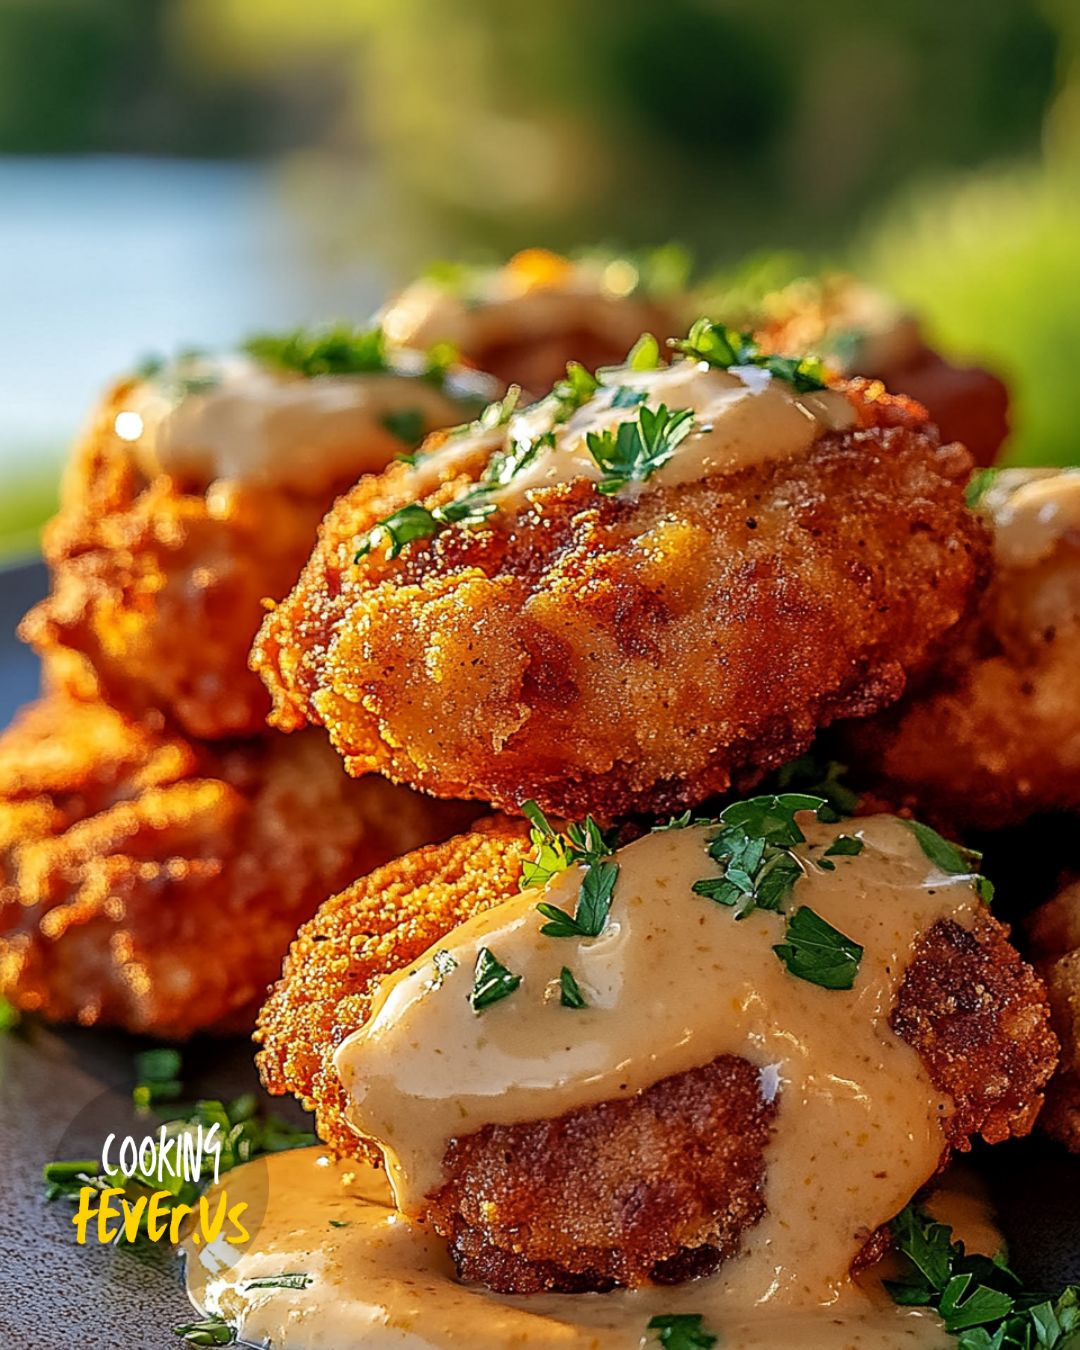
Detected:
left=0, top=558, right=1077, bottom=1350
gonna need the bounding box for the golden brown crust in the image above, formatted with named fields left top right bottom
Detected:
left=1025, top=880, right=1080, bottom=1152
left=425, top=1055, right=774, bottom=1293
left=21, top=379, right=394, bottom=739
left=843, top=538, right=1080, bottom=832
left=253, top=381, right=986, bottom=818
left=891, top=912, right=1058, bottom=1148
left=256, top=827, right=1056, bottom=1292
left=0, top=694, right=476, bottom=1037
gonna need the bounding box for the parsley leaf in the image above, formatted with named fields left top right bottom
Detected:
left=559, top=967, right=588, bottom=1008
left=353, top=493, right=495, bottom=561
left=174, top=1315, right=236, bottom=1346
left=966, top=467, right=999, bottom=509
left=626, top=332, right=661, bottom=371
left=772, top=906, right=863, bottom=990
left=692, top=793, right=833, bottom=919
left=671, top=318, right=828, bottom=393
left=823, top=835, right=864, bottom=858
left=381, top=408, right=427, bottom=447
left=773, top=753, right=859, bottom=817
left=647, top=1313, right=718, bottom=1350
left=905, top=820, right=994, bottom=904
left=538, top=861, right=619, bottom=938
left=551, top=362, right=599, bottom=421
left=585, top=403, right=695, bottom=494
left=469, top=948, right=521, bottom=1012
left=242, top=1273, right=313, bottom=1291
left=244, top=323, right=389, bottom=377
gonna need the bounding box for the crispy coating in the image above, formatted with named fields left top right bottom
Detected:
left=19, top=368, right=474, bottom=740
left=257, top=826, right=1055, bottom=1293
left=253, top=380, right=985, bottom=819
left=0, top=694, right=475, bottom=1038
left=750, top=274, right=1009, bottom=466
left=843, top=477, right=1080, bottom=831
left=1026, top=879, right=1080, bottom=1152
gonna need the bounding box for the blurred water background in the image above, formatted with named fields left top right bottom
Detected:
left=1, top=0, right=1078, bottom=556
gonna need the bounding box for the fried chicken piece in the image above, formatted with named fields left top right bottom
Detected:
left=253, top=363, right=986, bottom=819
left=1026, top=879, right=1080, bottom=1152
left=257, top=826, right=1055, bottom=1293
left=379, top=248, right=687, bottom=395
left=741, top=273, right=1009, bottom=466
left=21, top=343, right=486, bottom=739
left=843, top=469, right=1080, bottom=831
left=0, top=693, right=475, bottom=1037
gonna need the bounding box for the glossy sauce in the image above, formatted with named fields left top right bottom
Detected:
left=337, top=815, right=981, bottom=1305
left=982, top=468, right=1080, bottom=569
left=113, top=353, right=486, bottom=492
left=184, top=1148, right=959, bottom=1350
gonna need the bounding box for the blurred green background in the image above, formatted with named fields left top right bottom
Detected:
left=1, top=0, right=1078, bottom=557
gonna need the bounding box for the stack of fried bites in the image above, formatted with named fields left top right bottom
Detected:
left=247, top=301, right=1066, bottom=1301
left=0, top=325, right=492, bottom=1036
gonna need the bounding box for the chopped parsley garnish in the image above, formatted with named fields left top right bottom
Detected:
left=821, top=834, right=864, bottom=866
left=671, top=318, right=828, bottom=393
left=773, top=752, right=859, bottom=816
left=965, top=467, right=999, bottom=510
left=647, top=1313, right=718, bottom=1350
left=609, top=385, right=649, bottom=408
left=353, top=494, right=496, bottom=561
left=626, top=331, right=661, bottom=371
left=538, top=861, right=619, bottom=938
left=887, top=1203, right=1080, bottom=1348
left=133, top=1047, right=183, bottom=1110
left=469, top=948, right=521, bottom=1012
left=242, top=1272, right=313, bottom=1291
left=174, top=1315, right=236, bottom=1346
left=585, top=402, right=695, bottom=494
left=519, top=801, right=621, bottom=940
left=691, top=793, right=834, bottom=919
left=381, top=407, right=427, bottom=447
left=243, top=323, right=389, bottom=377
left=551, top=362, right=599, bottom=420
left=905, top=820, right=994, bottom=903
left=559, top=967, right=588, bottom=1008
left=772, top=905, right=864, bottom=990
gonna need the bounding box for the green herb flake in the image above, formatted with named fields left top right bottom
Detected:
left=559, top=967, right=588, bottom=1009
left=133, top=1046, right=183, bottom=1110
left=243, top=324, right=388, bottom=378
left=0, top=995, right=19, bottom=1031
left=469, top=948, right=522, bottom=1012
left=886, top=1203, right=1080, bottom=1347
left=671, top=318, right=827, bottom=393
left=905, top=820, right=994, bottom=904
left=328, top=1218, right=350, bottom=1228
left=647, top=1313, right=718, bottom=1350
left=381, top=408, right=427, bottom=447
left=823, top=835, right=864, bottom=858
left=626, top=331, right=661, bottom=371
left=551, top=362, right=599, bottom=421
left=538, top=861, right=619, bottom=939
left=585, top=403, right=694, bottom=494
left=242, top=1272, right=313, bottom=1291
left=773, top=905, right=864, bottom=990
left=965, top=467, right=999, bottom=510
left=173, top=1315, right=236, bottom=1346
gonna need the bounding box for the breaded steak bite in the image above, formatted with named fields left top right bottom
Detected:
left=22, top=328, right=489, bottom=740
left=844, top=468, right=1080, bottom=831
left=254, top=323, right=986, bottom=818
left=0, top=693, right=475, bottom=1037
left=258, top=803, right=1055, bottom=1295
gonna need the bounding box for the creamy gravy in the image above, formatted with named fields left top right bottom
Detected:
left=380, top=253, right=661, bottom=357
left=406, top=359, right=854, bottom=519
left=982, top=468, right=1080, bottom=569
left=183, top=1148, right=960, bottom=1350
left=336, top=814, right=981, bottom=1309
left=113, top=353, right=486, bottom=492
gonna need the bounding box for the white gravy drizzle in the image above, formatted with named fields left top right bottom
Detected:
left=981, top=468, right=1080, bottom=569
left=183, top=1148, right=970, bottom=1350
left=404, top=359, right=854, bottom=517
left=113, top=353, right=487, bottom=492
left=336, top=814, right=981, bottom=1310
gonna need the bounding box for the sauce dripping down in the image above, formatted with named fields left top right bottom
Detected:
left=336, top=815, right=981, bottom=1307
